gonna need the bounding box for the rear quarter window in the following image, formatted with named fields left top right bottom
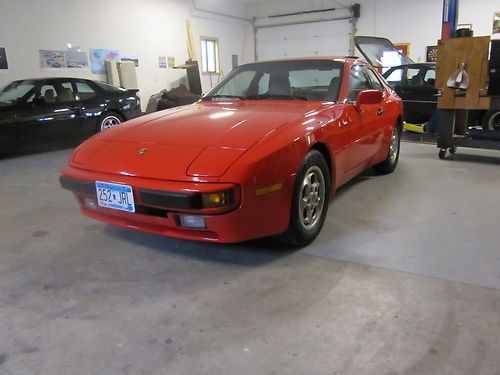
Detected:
left=76, top=82, right=97, bottom=100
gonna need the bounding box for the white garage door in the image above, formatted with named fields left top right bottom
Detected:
left=256, top=19, right=352, bottom=61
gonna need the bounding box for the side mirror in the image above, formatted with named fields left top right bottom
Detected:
left=354, top=90, right=383, bottom=111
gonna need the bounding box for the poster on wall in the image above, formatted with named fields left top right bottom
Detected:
left=39, top=50, right=66, bottom=69
left=494, top=12, right=500, bottom=34
left=121, top=55, right=139, bottom=67
left=90, top=48, right=120, bottom=74
left=158, top=56, right=167, bottom=68
left=0, top=47, right=8, bottom=70
left=394, top=43, right=410, bottom=57
left=65, top=50, right=89, bottom=68
left=167, top=56, right=175, bottom=68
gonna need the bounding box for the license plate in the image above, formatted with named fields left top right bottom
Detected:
left=95, top=181, right=135, bottom=212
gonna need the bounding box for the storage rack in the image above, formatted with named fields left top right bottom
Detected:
left=436, top=36, right=500, bottom=158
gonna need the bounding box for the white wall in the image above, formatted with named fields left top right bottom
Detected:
left=249, top=0, right=500, bottom=63
left=0, top=0, right=255, bottom=109
left=1, top=0, right=497, bottom=107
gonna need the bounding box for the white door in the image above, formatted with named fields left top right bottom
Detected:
left=256, top=19, right=352, bottom=61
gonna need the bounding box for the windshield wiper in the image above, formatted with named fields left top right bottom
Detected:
left=203, top=94, right=245, bottom=100
left=246, top=93, right=309, bottom=101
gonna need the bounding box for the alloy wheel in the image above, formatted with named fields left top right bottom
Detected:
left=100, top=115, right=122, bottom=131
left=389, top=127, right=399, bottom=162
left=298, top=166, right=326, bottom=231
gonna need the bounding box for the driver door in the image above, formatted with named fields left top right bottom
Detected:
left=346, top=65, right=387, bottom=170
left=15, top=81, right=83, bottom=143
left=385, top=67, right=437, bottom=124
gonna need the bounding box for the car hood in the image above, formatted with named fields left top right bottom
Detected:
left=71, top=101, right=325, bottom=180
left=355, top=36, right=415, bottom=68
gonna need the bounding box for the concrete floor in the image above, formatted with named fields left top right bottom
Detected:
left=1, top=142, right=500, bottom=375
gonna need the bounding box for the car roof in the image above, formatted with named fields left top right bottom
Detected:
left=241, top=56, right=365, bottom=66
left=13, top=77, right=92, bottom=83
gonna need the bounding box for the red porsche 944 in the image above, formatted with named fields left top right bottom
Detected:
left=60, top=58, right=403, bottom=246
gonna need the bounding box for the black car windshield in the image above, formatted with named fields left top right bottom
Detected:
left=0, top=81, right=36, bottom=105
left=204, top=60, right=344, bottom=102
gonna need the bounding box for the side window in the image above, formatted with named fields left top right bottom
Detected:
left=76, top=82, right=97, bottom=100
left=59, top=82, right=76, bottom=102
left=347, top=65, right=371, bottom=101
left=406, top=68, right=424, bottom=86
left=424, top=69, right=436, bottom=85
left=37, top=84, right=58, bottom=103
left=385, top=67, right=404, bottom=85
left=366, top=68, right=385, bottom=91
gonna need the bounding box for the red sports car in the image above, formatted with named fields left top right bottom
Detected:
left=60, top=58, right=402, bottom=246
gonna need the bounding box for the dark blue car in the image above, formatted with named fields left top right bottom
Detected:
left=0, top=77, right=142, bottom=152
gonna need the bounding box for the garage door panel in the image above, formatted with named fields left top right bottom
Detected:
left=257, top=19, right=351, bottom=61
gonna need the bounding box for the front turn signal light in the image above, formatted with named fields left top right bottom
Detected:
left=254, top=181, right=284, bottom=197
left=201, top=190, right=233, bottom=208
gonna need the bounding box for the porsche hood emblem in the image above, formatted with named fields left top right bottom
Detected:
left=138, top=148, right=149, bottom=155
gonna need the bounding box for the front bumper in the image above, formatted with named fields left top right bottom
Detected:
left=60, top=166, right=293, bottom=243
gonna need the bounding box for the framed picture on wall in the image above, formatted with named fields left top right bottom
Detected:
left=426, top=46, right=438, bottom=62
left=39, top=50, right=67, bottom=69
left=65, top=50, right=89, bottom=69
left=0, top=47, right=8, bottom=70
left=159, top=56, right=167, bottom=69
left=493, top=11, right=500, bottom=34
left=394, top=43, right=410, bottom=57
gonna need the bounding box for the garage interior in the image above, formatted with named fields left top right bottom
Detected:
left=1, top=0, right=500, bottom=374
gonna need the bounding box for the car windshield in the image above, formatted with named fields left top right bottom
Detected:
left=204, top=60, right=344, bottom=102
left=0, top=81, right=36, bottom=105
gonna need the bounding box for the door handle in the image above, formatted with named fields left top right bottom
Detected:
left=68, top=106, right=82, bottom=115
left=377, top=108, right=386, bottom=116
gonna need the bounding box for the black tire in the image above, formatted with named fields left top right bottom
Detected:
left=481, top=110, right=500, bottom=132
left=97, top=111, right=123, bottom=132
left=277, top=150, right=330, bottom=247
left=373, top=124, right=401, bottom=174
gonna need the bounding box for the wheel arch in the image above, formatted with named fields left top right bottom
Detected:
left=102, top=108, right=125, bottom=121
left=396, top=115, right=403, bottom=132
left=309, top=142, right=335, bottom=188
